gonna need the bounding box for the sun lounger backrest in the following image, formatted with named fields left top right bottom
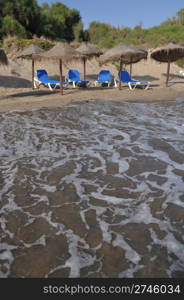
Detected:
left=98, top=70, right=111, bottom=81
left=68, top=69, right=80, bottom=81
left=118, top=70, right=131, bottom=83
left=36, top=69, right=49, bottom=80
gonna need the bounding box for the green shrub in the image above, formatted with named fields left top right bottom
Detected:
left=2, top=16, right=28, bottom=38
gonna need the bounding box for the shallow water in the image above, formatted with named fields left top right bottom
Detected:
left=0, top=99, right=184, bottom=278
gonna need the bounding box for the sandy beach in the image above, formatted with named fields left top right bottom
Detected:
left=1, top=50, right=184, bottom=279
left=0, top=52, right=184, bottom=113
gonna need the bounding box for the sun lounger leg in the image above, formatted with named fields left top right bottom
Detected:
left=34, top=79, right=40, bottom=89
left=114, top=79, right=118, bottom=88
left=145, top=83, right=150, bottom=90
left=128, top=82, right=133, bottom=90
left=34, top=81, right=37, bottom=89
left=48, top=83, right=53, bottom=91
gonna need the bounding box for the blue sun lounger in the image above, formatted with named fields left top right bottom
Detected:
left=116, top=70, right=150, bottom=90
left=34, top=69, right=68, bottom=91
left=67, top=69, right=89, bottom=88
left=94, top=70, right=112, bottom=87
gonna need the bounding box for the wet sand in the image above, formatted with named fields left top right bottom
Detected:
left=0, top=85, right=184, bottom=113
left=1, top=100, right=184, bottom=277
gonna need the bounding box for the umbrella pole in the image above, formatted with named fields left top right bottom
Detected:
left=119, top=58, right=123, bottom=90
left=83, top=57, right=86, bottom=81
left=130, top=61, right=132, bottom=77
left=166, top=60, right=170, bottom=87
left=59, top=59, right=63, bottom=95
left=32, top=58, right=34, bottom=90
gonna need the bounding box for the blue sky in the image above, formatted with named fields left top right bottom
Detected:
left=38, top=0, right=184, bottom=29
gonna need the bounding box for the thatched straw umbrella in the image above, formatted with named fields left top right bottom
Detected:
left=0, top=49, right=8, bottom=66
left=17, top=44, right=44, bottom=89
left=34, top=43, right=82, bottom=95
left=100, top=43, right=148, bottom=89
left=76, top=43, right=103, bottom=80
left=151, top=42, right=184, bottom=86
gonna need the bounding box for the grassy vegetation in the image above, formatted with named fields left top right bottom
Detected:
left=88, top=22, right=184, bottom=49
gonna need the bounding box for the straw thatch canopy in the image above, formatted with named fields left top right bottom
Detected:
left=76, top=43, right=103, bottom=80
left=17, top=44, right=44, bottom=89
left=34, top=43, right=83, bottom=94
left=34, top=43, right=81, bottom=61
left=151, top=42, right=184, bottom=62
left=0, top=49, right=8, bottom=65
left=100, top=43, right=148, bottom=89
left=17, top=44, right=44, bottom=59
left=151, top=42, right=184, bottom=86
left=76, top=43, right=102, bottom=57
left=100, top=43, right=147, bottom=64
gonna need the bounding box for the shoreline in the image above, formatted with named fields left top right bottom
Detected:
left=0, top=85, right=184, bottom=113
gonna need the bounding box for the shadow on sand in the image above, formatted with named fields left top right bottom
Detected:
left=132, top=75, right=160, bottom=82
left=2, top=87, right=81, bottom=100
left=86, top=74, right=98, bottom=80
left=162, top=73, right=184, bottom=86
left=0, top=76, right=31, bottom=88
left=6, top=90, right=58, bottom=98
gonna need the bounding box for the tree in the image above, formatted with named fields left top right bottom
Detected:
left=161, top=8, right=184, bottom=26
left=82, top=30, right=90, bottom=42
left=73, top=22, right=84, bottom=42
left=177, top=9, right=184, bottom=25
left=1, top=15, right=28, bottom=38
left=88, top=22, right=111, bottom=44
left=0, top=0, right=82, bottom=41
left=0, top=0, right=42, bottom=36
left=40, top=2, right=81, bottom=41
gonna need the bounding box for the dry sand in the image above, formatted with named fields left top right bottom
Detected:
left=0, top=52, right=184, bottom=113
